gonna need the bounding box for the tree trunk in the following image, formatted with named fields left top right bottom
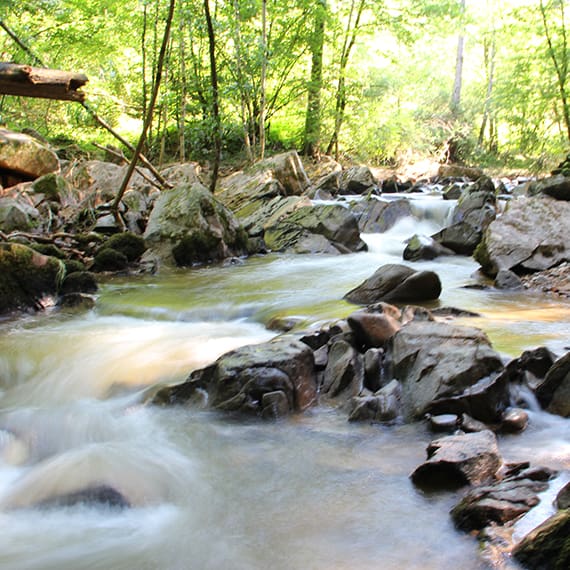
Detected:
left=478, top=33, right=496, bottom=147
left=204, top=0, right=221, bottom=193
left=451, top=0, right=466, bottom=114
left=302, top=0, right=326, bottom=158
left=259, top=0, right=268, bottom=160
left=112, top=0, right=176, bottom=215
left=326, top=0, right=365, bottom=159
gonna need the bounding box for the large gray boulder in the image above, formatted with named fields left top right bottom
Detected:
left=344, top=263, right=441, bottom=304
left=350, top=197, right=412, bottom=233
left=0, top=197, right=40, bottom=232
left=339, top=165, right=378, bottom=194
left=143, top=182, right=247, bottom=267
left=475, top=196, right=570, bottom=277
left=389, top=320, right=506, bottom=421
left=0, top=128, right=59, bottom=179
left=152, top=337, right=317, bottom=418
left=264, top=203, right=367, bottom=254
left=410, top=430, right=502, bottom=489
left=529, top=173, right=570, bottom=201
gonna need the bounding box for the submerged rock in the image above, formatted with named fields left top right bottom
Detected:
left=344, top=263, right=441, bottom=305
left=348, top=380, right=402, bottom=422
left=36, top=485, right=130, bottom=510
left=410, top=430, right=502, bottom=490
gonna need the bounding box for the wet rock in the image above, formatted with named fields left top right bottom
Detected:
left=0, top=128, right=59, bottom=180
left=403, top=234, right=454, bottom=261
left=144, top=182, right=247, bottom=267
left=339, top=165, right=378, bottom=194
left=513, top=509, right=570, bottom=570
left=474, top=196, right=570, bottom=277
left=264, top=203, right=367, bottom=254
left=555, top=481, right=570, bottom=509
left=410, top=430, right=502, bottom=490
left=350, top=197, right=412, bottom=233
left=502, top=346, right=556, bottom=393
left=347, top=306, right=401, bottom=348
left=390, top=320, right=505, bottom=421
left=344, top=263, right=441, bottom=305
left=348, top=380, right=401, bottom=422
left=500, top=407, right=528, bottom=432
left=494, top=268, right=522, bottom=290
left=442, top=183, right=463, bottom=200
left=0, top=243, right=64, bottom=314
left=535, top=351, right=570, bottom=417
left=152, top=337, right=317, bottom=417
left=460, top=413, right=488, bottom=433
left=321, top=339, right=364, bottom=403
left=37, top=485, right=130, bottom=510
left=56, top=293, right=96, bottom=310
left=261, top=390, right=290, bottom=420
left=429, top=414, right=459, bottom=432
left=363, top=347, right=385, bottom=392
left=451, top=476, right=550, bottom=532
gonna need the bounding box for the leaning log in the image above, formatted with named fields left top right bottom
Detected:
left=0, top=63, right=87, bottom=102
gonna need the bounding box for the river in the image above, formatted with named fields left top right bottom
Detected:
left=0, top=193, right=568, bottom=569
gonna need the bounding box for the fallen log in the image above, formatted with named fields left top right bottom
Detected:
left=0, top=62, right=87, bottom=102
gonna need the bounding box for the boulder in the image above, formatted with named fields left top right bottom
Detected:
left=437, top=164, right=484, bottom=180
left=535, top=351, right=570, bottom=417
left=339, top=165, right=378, bottom=194
left=494, top=268, right=522, bottom=290
left=59, top=271, right=98, bottom=295
left=500, top=407, right=528, bottom=432
left=152, top=337, right=317, bottom=418
left=348, top=380, right=402, bottom=422
left=474, top=196, right=570, bottom=277
left=350, top=197, right=412, bottom=233
left=303, top=156, right=342, bottom=195
left=0, top=243, right=64, bottom=314
left=513, top=509, right=570, bottom=570
left=0, top=128, right=59, bottom=180
left=31, top=172, right=69, bottom=202
left=502, top=346, right=557, bottom=393
left=530, top=173, right=570, bottom=201
left=99, top=232, right=147, bottom=262
left=389, top=320, right=506, bottom=421
left=410, top=430, right=502, bottom=489
left=451, top=467, right=553, bottom=532
left=403, top=234, right=454, bottom=261
left=0, top=197, right=40, bottom=232
left=344, top=264, right=441, bottom=305
left=160, top=162, right=202, bottom=187
left=320, top=339, right=364, bottom=403
left=347, top=305, right=401, bottom=348
left=264, top=203, right=367, bottom=254
left=143, top=182, right=247, bottom=267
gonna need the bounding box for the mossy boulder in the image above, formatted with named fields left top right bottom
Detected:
left=0, top=243, right=64, bottom=314
left=92, top=249, right=128, bottom=272
left=144, top=182, right=247, bottom=267
left=0, top=198, right=40, bottom=232
left=100, top=232, right=146, bottom=262
left=0, top=128, right=59, bottom=179
left=31, top=173, right=69, bottom=202
left=60, top=271, right=98, bottom=295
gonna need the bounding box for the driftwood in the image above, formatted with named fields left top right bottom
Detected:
left=0, top=62, right=87, bottom=102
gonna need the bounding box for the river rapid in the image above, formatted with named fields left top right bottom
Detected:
left=0, top=194, right=568, bottom=569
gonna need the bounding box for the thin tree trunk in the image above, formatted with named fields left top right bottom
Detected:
left=259, top=0, right=268, bottom=160
left=178, top=9, right=187, bottom=163
left=204, top=0, right=221, bottom=193
left=302, top=0, right=326, bottom=158
left=478, top=34, right=496, bottom=147
left=112, top=0, right=176, bottom=215
left=451, top=0, right=466, bottom=114
left=540, top=0, right=570, bottom=142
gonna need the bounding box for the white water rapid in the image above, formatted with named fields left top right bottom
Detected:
left=0, top=193, right=568, bottom=569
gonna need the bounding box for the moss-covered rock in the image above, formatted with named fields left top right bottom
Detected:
left=513, top=509, right=570, bottom=570
left=31, top=172, right=69, bottom=202
left=144, top=182, right=247, bottom=267
left=60, top=271, right=98, bottom=294
left=0, top=243, right=64, bottom=314
left=92, top=248, right=128, bottom=272
left=101, top=232, right=146, bottom=262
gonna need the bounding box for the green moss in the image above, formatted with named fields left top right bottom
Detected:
left=30, top=243, right=66, bottom=259
left=101, top=232, right=146, bottom=262
left=92, top=248, right=128, bottom=272
left=172, top=231, right=222, bottom=266
left=64, top=259, right=86, bottom=274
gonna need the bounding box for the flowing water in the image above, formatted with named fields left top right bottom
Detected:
left=0, top=194, right=569, bottom=570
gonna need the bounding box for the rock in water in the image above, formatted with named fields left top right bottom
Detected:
left=410, top=430, right=502, bottom=490
left=344, top=263, right=441, bottom=304
left=474, top=196, right=570, bottom=277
